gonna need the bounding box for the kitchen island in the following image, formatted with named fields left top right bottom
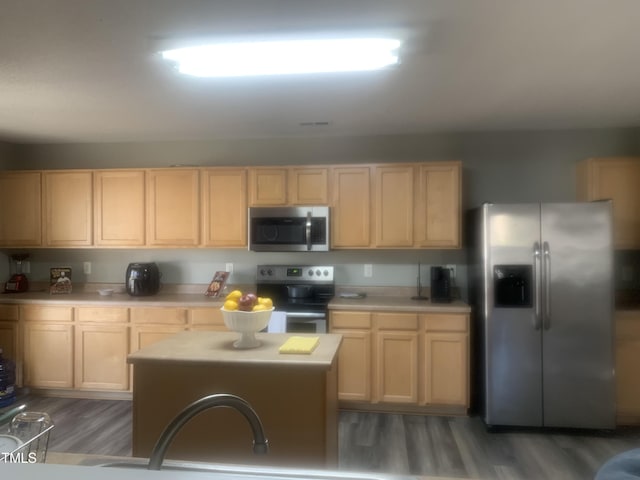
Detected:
left=127, top=331, right=341, bottom=469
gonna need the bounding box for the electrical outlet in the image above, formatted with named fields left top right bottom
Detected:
left=83, top=261, right=91, bottom=275
left=445, top=264, right=456, bottom=280
left=364, top=264, right=373, bottom=278
left=225, top=263, right=234, bottom=274
left=22, top=261, right=30, bottom=274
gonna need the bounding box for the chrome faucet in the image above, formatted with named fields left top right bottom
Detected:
left=148, top=393, right=269, bottom=470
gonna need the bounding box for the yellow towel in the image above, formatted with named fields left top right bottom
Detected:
left=279, top=336, right=320, bottom=354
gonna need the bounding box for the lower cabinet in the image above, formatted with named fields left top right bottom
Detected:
left=615, top=311, right=640, bottom=424
left=330, top=309, right=470, bottom=412
left=75, top=307, right=130, bottom=391
left=188, top=307, right=228, bottom=332
left=0, top=305, right=19, bottom=385
left=130, top=307, right=188, bottom=351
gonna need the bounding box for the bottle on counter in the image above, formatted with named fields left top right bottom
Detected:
left=0, top=348, right=16, bottom=407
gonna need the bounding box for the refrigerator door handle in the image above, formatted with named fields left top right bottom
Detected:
left=533, top=242, right=542, bottom=330
left=543, top=241, right=551, bottom=329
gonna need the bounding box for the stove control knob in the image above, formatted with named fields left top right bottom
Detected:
left=267, top=269, right=273, bottom=276
left=315, top=269, right=321, bottom=276
left=308, top=269, right=314, bottom=276
left=323, top=269, right=329, bottom=276
left=259, top=269, right=266, bottom=276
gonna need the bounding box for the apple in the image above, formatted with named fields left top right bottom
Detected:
left=238, top=293, right=257, bottom=311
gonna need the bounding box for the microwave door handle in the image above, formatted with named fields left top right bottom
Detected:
left=306, top=211, right=312, bottom=251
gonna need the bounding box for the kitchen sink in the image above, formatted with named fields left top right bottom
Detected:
left=100, top=458, right=419, bottom=480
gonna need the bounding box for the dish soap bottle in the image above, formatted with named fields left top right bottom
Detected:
left=0, top=348, right=16, bottom=407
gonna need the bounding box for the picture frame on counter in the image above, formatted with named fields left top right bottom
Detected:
left=205, top=271, right=229, bottom=297
left=50, top=267, right=72, bottom=294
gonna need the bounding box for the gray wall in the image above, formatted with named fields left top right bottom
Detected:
left=3, top=127, right=639, bottom=292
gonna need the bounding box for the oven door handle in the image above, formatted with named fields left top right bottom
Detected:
left=285, top=312, right=326, bottom=319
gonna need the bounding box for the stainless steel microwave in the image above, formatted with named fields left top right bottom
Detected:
left=249, top=206, right=330, bottom=252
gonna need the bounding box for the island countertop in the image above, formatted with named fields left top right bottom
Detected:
left=127, top=331, right=342, bottom=369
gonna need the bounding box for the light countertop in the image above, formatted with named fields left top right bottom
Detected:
left=127, top=331, right=341, bottom=369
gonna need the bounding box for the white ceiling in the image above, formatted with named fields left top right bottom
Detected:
left=2, top=0, right=640, bottom=144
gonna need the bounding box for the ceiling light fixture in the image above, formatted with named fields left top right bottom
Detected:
left=160, top=37, right=401, bottom=77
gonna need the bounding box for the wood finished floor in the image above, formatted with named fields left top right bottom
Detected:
left=7, top=394, right=640, bottom=479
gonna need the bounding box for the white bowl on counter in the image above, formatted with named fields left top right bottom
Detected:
left=97, top=288, right=114, bottom=296
left=220, top=307, right=274, bottom=349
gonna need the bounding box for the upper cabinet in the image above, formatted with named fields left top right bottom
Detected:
left=332, top=162, right=462, bottom=250
left=0, top=162, right=460, bottom=250
left=0, top=171, right=42, bottom=247
left=331, top=166, right=372, bottom=248
left=577, top=157, right=640, bottom=249
left=146, top=169, right=200, bottom=246
left=94, top=170, right=146, bottom=246
left=414, top=162, right=462, bottom=248
left=201, top=168, right=247, bottom=247
left=43, top=171, right=93, bottom=247
left=248, top=166, right=330, bottom=206
left=374, top=165, right=414, bottom=247
left=249, top=168, right=288, bottom=206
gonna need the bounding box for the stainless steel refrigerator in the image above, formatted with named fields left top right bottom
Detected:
left=470, top=202, right=615, bottom=429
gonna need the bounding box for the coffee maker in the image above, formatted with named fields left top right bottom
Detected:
left=5, top=254, right=29, bottom=293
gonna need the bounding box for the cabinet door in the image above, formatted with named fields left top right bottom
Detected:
left=201, top=169, right=247, bottom=247
left=331, top=167, right=371, bottom=248
left=43, top=171, right=93, bottom=246
left=0, top=321, right=18, bottom=366
left=578, top=158, right=640, bottom=249
left=374, top=313, right=419, bottom=404
left=23, top=322, right=74, bottom=388
left=374, top=166, right=414, bottom=247
left=130, top=324, right=186, bottom=352
left=94, top=170, right=145, bottom=246
left=422, top=313, right=469, bottom=407
left=330, top=311, right=372, bottom=402
left=289, top=168, right=329, bottom=205
left=615, top=313, right=640, bottom=421
left=415, top=162, right=461, bottom=248
left=0, top=171, right=42, bottom=247
left=75, top=324, right=129, bottom=390
left=146, top=169, right=200, bottom=246
left=188, top=307, right=228, bottom=331
left=249, top=168, right=288, bottom=206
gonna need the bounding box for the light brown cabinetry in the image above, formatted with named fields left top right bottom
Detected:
left=22, top=305, right=74, bottom=389
left=422, top=313, right=469, bottom=406
left=615, top=311, right=640, bottom=424
left=331, top=167, right=371, bottom=248
left=374, top=313, right=418, bottom=403
left=330, top=309, right=469, bottom=413
left=374, top=166, right=414, bottom=247
left=0, top=172, right=42, bottom=247
left=146, top=169, right=200, bottom=246
left=577, top=157, right=640, bottom=249
left=75, top=307, right=130, bottom=391
left=201, top=168, right=247, bottom=247
left=188, top=307, right=228, bottom=332
left=94, top=170, right=145, bottom=246
left=289, top=168, right=329, bottom=205
left=43, top=171, right=93, bottom=246
left=130, top=307, right=187, bottom=351
left=330, top=311, right=372, bottom=402
left=0, top=305, right=20, bottom=386
left=249, top=168, right=288, bottom=206
left=249, top=167, right=330, bottom=206
left=415, top=162, right=462, bottom=248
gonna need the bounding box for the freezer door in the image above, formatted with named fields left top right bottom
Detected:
left=483, top=203, right=543, bottom=427
left=541, top=202, right=615, bottom=428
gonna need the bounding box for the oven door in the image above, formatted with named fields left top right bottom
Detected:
left=285, top=312, right=327, bottom=334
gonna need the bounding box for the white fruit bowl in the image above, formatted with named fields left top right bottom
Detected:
left=220, top=307, right=274, bottom=349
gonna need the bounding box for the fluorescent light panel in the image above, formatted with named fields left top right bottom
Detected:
left=161, top=37, right=401, bottom=77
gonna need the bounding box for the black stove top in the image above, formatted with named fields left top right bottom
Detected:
left=256, top=265, right=335, bottom=313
